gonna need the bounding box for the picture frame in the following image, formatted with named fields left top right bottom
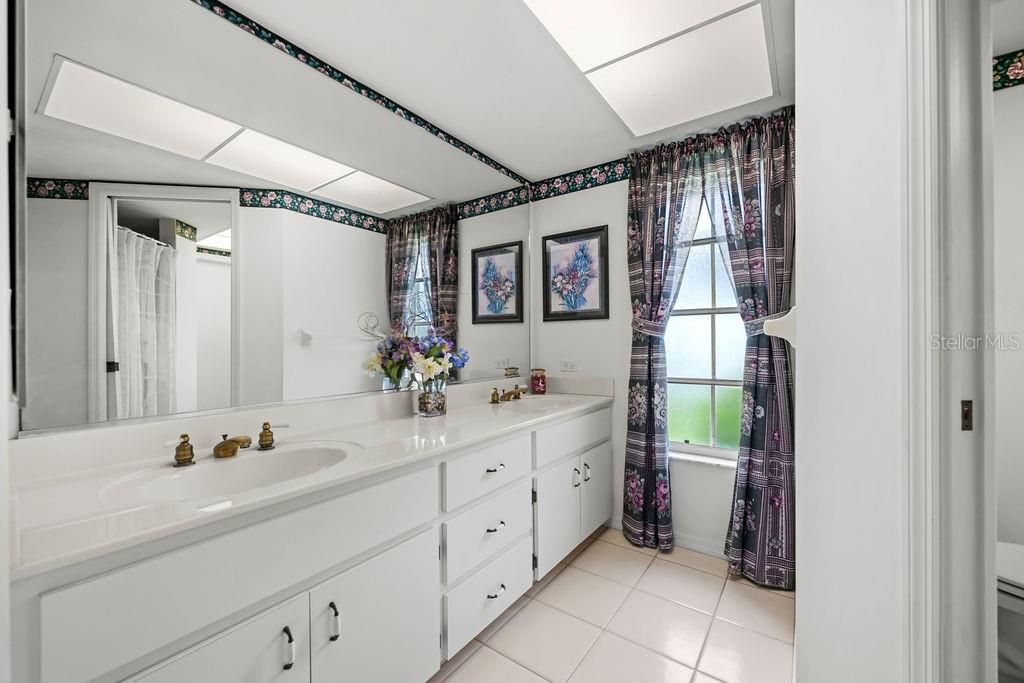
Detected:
left=471, top=240, right=524, bottom=324
left=542, top=225, right=610, bottom=321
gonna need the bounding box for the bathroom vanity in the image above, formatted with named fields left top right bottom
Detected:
left=9, top=390, right=613, bottom=683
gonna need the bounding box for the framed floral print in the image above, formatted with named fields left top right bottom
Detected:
left=471, top=241, right=523, bottom=324
left=542, top=225, right=609, bottom=321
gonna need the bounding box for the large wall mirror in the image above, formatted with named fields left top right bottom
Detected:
left=15, top=0, right=532, bottom=433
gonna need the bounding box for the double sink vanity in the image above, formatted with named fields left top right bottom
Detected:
left=9, top=386, right=614, bottom=683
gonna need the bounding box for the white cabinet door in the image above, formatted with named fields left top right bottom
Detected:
left=309, top=529, right=440, bottom=683
left=533, top=457, right=582, bottom=578
left=580, top=441, right=613, bottom=538
left=129, top=595, right=310, bottom=683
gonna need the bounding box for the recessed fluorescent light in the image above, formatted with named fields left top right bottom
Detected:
left=523, top=0, right=751, bottom=71
left=206, top=129, right=355, bottom=192
left=41, top=58, right=242, bottom=159
left=314, top=172, right=429, bottom=214
left=198, top=229, right=231, bottom=251
left=586, top=4, right=773, bottom=136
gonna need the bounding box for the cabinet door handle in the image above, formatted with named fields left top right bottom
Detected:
left=584, top=463, right=591, bottom=482
left=328, top=601, right=340, bottom=642
left=573, top=467, right=581, bottom=488
left=485, top=463, right=506, bottom=474
left=487, top=583, right=507, bottom=599
left=486, top=521, right=506, bottom=533
left=282, top=626, right=296, bottom=671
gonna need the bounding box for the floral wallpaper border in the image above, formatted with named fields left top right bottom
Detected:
left=455, top=158, right=631, bottom=220
left=197, top=246, right=231, bottom=257
left=239, top=188, right=386, bottom=234
left=456, top=186, right=531, bottom=220
left=994, top=49, right=1024, bottom=91
left=188, top=0, right=527, bottom=186
left=27, top=178, right=89, bottom=200
left=174, top=220, right=197, bottom=242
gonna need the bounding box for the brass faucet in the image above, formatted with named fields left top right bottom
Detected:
left=258, top=422, right=276, bottom=450
left=213, top=434, right=253, bottom=459
left=173, top=434, right=195, bottom=467
left=499, top=385, right=528, bottom=402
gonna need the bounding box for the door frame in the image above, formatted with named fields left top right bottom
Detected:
left=86, top=183, right=240, bottom=422
left=905, top=0, right=994, bottom=679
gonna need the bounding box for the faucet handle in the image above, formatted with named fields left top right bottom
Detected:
left=258, top=422, right=277, bottom=451
left=173, top=434, right=195, bottom=468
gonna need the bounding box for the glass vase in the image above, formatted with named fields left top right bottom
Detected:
left=416, top=378, right=448, bottom=417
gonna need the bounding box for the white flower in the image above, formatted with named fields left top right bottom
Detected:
left=436, top=355, right=452, bottom=375
left=411, top=352, right=441, bottom=380
left=364, top=354, right=383, bottom=377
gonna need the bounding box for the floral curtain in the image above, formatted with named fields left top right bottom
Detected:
left=704, top=107, right=796, bottom=590
left=622, top=142, right=705, bottom=550
left=424, top=205, right=459, bottom=344
left=385, top=216, right=422, bottom=332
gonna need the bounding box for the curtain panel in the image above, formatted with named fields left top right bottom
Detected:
left=385, top=205, right=458, bottom=342
left=704, top=107, right=796, bottom=590
left=622, top=142, right=705, bottom=550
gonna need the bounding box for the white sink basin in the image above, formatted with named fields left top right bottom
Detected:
left=120, top=442, right=350, bottom=503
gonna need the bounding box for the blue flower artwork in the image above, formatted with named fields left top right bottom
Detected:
left=542, top=226, right=609, bottom=321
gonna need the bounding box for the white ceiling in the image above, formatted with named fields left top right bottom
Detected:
left=116, top=199, right=232, bottom=240
left=26, top=0, right=795, bottom=209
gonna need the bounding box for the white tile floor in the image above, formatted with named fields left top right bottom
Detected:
left=430, top=528, right=795, bottom=683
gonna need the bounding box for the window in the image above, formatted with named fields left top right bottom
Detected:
left=666, top=203, right=744, bottom=456
left=404, top=243, right=433, bottom=338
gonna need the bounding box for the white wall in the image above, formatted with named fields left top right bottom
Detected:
left=528, top=182, right=735, bottom=554
left=195, top=255, right=232, bottom=410
left=995, top=84, right=1024, bottom=544
left=458, top=204, right=531, bottom=379
left=280, top=211, right=386, bottom=400
left=21, top=199, right=90, bottom=430
left=160, top=219, right=198, bottom=413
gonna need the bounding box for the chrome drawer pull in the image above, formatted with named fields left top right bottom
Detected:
left=584, top=463, right=591, bottom=482
left=486, top=521, right=506, bottom=533
left=487, top=583, right=507, bottom=599
left=328, top=601, right=340, bottom=642
left=282, top=626, right=296, bottom=670
left=573, top=467, right=581, bottom=488
left=485, top=463, right=506, bottom=474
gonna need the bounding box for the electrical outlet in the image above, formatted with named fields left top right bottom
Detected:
left=560, top=360, right=578, bottom=373
left=494, top=358, right=509, bottom=369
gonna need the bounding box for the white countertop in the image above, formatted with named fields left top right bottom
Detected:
left=11, top=394, right=612, bottom=579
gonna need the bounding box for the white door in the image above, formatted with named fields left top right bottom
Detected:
left=309, top=529, right=440, bottom=683
left=580, top=442, right=613, bottom=538
left=129, top=595, right=310, bottom=683
left=533, top=457, right=582, bottom=578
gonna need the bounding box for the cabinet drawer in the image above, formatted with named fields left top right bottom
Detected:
left=444, top=481, right=532, bottom=584
left=444, top=536, right=533, bottom=658
left=128, top=594, right=310, bottom=683
left=534, top=408, right=612, bottom=470
left=443, top=433, right=531, bottom=511
left=40, top=466, right=438, bottom=683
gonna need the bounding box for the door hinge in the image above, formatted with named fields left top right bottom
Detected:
left=106, top=361, right=120, bottom=373
left=532, top=489, right=537, bottom=503
left=532, top=554, right=538, bottom=569
left=961, top=400, right=974, bottom=431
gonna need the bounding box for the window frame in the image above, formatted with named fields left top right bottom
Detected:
left=667, top=231, right=743, bottom=461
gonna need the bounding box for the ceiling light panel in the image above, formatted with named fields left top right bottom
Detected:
left=314, top=172, right=429, bottom=215
left=42, top=59, right=242, bottom=159
left=206, top=129, right=355, bottom=192
left=586, top=4, right=773, bottom=136
left=198, top=229, right=231, bottom=251
left=522, top=0, right=752, bottom=71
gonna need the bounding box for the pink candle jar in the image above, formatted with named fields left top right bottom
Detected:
left=530, top=368, right=547, bottom=395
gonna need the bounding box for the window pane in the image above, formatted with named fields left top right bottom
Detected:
left=692, top=204, right=713, bottom=240
left=714, top=245, right=737, bottom=308
left=665, top=315, right=711, bottom=378
left=715, top=386, right=743, bottom=449
left=668, top=384, right=711, bottom=446
left=714, top=313, right=746, bottom=380
left=674, top=245, right=711, bottom=310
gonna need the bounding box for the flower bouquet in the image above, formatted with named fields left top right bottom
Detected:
left=364, top=332, right=416, bottom=391
left=481, top=257, right=516, bottom=315
left=409, top=334, right=470, bottom=417
left=550, top=242, right=594, bottom=311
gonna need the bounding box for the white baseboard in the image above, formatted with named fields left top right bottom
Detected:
left=608, top=516, right=725, bottom=559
